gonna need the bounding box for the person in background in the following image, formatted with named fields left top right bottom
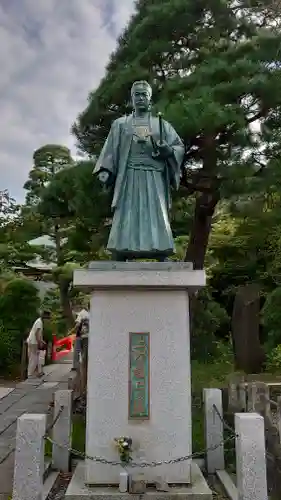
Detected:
left=26, top=310, right=51, bottom=378
left=72, top=304, right=90, bottom=371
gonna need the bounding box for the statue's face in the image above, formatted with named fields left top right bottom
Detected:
left=132, top=87, right=151, bottom=111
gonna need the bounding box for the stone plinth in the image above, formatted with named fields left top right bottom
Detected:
left=73, top=262, right=206, bottom=485
left=65, top=461, right=212, bottom=499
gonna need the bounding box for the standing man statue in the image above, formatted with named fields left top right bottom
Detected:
left=94, top=80, right=185, bottom=261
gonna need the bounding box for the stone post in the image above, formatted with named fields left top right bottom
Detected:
left=203, top=388, right=225, bottom=473
left=247, top=382, right=270, bottom=417
left=228, top=375, right=239, bottom=411
left=235, top=413, right=268, bottom=500
left=238, top=382, right=247, bottom=411
left=12, top=413, right=46, bottom=500
left=52, top=389, right=72, bottom=472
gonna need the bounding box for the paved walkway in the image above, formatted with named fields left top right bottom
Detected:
left=0, top=356, right=73, bottom=498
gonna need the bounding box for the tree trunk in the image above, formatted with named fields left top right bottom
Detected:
left=184, top=191, right=219, bottom=269
left=54, top=223, right=74, bottom=330
left=184, top=135, right=219, bottom=269
left=231, top=285, right=265, bottom=373
left=54, top=223, right=63, bottom=266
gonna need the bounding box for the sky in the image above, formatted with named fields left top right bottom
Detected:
left=0, top=0, right=134, bottom=202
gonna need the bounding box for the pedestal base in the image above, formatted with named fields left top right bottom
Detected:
left=65, top=461, right=213, bottom=499
left=73, top=262, right=205, bottom=486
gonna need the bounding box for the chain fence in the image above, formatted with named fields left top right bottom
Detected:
left=44, top=404, right=64, bottom=439
left=212, top=403, right=238, bottom=438
left=43, top=404, right=236, bottom=468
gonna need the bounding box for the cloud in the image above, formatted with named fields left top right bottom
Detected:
left=0, top=0, right=134, bottom=202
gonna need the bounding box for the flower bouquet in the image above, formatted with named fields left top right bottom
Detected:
left=114, top=436, right=133, bottom=464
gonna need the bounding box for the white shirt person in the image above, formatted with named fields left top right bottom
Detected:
left=26, top=311, right=50, bottom=378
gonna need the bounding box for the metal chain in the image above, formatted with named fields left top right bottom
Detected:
left=44, top=403, right=237, bottom=467
left=213, top=404, right=238, bottom=437
left=44, top=433, right=235, bottom=468
left=44, top=405, right=65, bottom=437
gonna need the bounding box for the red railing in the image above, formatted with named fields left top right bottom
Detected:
left=51, top=332, right=75, bottom=361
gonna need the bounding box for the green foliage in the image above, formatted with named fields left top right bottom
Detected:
left=39, top=160, right=112, bottom=261
left=3, top=0, right=281, bottom=373
left=0, top=278, right=40, bottom=342
left=191, top=289, right=230, bottom=361
left=261, top=287, right=281, bottom=348
left=191, top=354, right=234, bottom=452
left=0, top=242, right=39, bottom=271
left=22, top=144, right=82, bottom=327
left=208, top=197, right=281, bottom=316
left=42, top=285, right=70, bottom=337
left=265, top=344, right=281, bottom=372
left=0, top=324, right=20, bottom=373
left=0, top=190, right=18, bottom=228
left=0, top=278, right=40, bottom=373
left=73, top=0, right=281, bottom=268
left=0, top=190, right=38, bottom=272
left=24, top=144, right=73, bottom=206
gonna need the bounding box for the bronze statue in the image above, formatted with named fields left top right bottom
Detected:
left=94, top=80, right=184, bottom=261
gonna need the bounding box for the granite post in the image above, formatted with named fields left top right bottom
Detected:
left=74, top=262, right=206, bottom=485
left=247, top=382, right=270, bottom=417
left=235, top=413, right=268, bottom=500
left=52, top=389, right=72, bottom=472
left=203, top=388, right=225, bottom=473
left=12, top=413, right=46, bottom=500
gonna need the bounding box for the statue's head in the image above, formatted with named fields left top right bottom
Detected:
left=131, top=80, right=152, bottom=112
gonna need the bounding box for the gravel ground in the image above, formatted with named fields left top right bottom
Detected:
left=46, top=473, right=72, bottom=500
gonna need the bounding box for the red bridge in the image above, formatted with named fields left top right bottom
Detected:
left=51, top=332, right=75, bottom=362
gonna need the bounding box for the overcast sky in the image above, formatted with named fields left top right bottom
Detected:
left=0, top=0, right=134, bottom=202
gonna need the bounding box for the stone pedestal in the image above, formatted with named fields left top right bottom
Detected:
left=73, top=262, right=205, bottom=486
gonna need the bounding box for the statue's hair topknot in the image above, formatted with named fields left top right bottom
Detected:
left=131, top=80, right=152, bottom=98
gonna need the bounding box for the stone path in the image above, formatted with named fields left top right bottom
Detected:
left=0, top=388, right=14, bottom=399
left=0, top=357, right=73, bottom=498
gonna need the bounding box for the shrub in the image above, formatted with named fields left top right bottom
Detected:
left=265, top=345, right=281, bottom=372
left=261, top=287, right=281, bottom=348
left=42, top=287, right=68, bottom=338
left=191, top=289, right=230, bottom=362
left=0, top=278, right=40, bottom=342
left=0, top=324, right=20, bottom=373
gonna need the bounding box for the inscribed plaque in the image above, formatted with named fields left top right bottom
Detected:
left=129, top=332, right=150, bottom=419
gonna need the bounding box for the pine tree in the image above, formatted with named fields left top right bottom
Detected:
left=73, top=0, right=281, bottom=268
left=24, top=145, right=74, bottom=325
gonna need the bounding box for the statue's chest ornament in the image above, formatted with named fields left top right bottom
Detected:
left=132, top=115, right=152, bottom=143
left=133, top=126, right=150, bottom=142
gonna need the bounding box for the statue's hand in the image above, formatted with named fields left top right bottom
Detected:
left=156, top=140, right=173, bottom=159
left=97, top=170, right=110, bottom=183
